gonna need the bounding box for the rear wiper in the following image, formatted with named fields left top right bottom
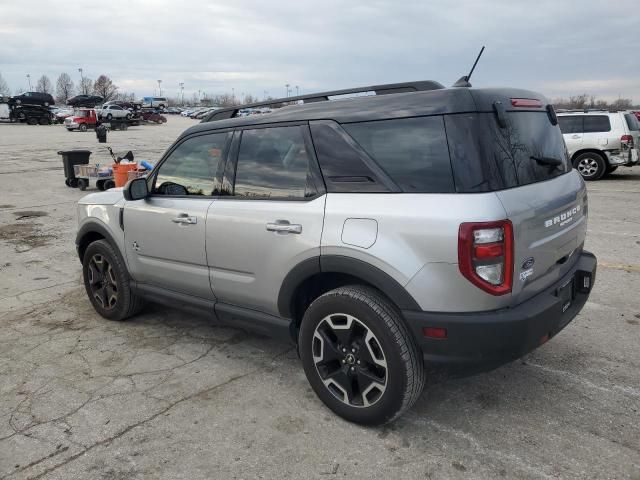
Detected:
left=530, top=155, right=563, bottom=167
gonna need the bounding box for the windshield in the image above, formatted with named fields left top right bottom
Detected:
left=75, top=110, right=89, bottom=118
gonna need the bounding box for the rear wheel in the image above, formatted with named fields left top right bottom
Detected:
left=82, top=240, right=144, bottom=321
left=299, top=286, right=425, bottom=425
left=573, top=152, right=606, bottom=180
left=27, top=117, right=38, bottom=125
left=78, top=178, right=88, bottom=191
left=103, top=179, right=115, bottom=190
left=79, top=124, right=87, bottom=132
left=106, top=113, right=113, bottom=120
left=38, top=117, right=48, bottom=125
left=96, top=180, right=105, bottom=191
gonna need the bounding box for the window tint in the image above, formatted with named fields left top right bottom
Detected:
left=233, top=126, right=317, bottom=199
left=153, top=132, right=230, bottom=196
left=583, top=115, right=611, bottom=133
left=343, top=117, right=454, bottom=193
left=558, top=116, right=583, bottom=134
left=624, top=113, right=639, bottom=131
left=445, top=112, right=570, bottom=191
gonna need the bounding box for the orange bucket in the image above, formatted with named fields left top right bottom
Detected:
left=112, top=163, right=138, bottom=187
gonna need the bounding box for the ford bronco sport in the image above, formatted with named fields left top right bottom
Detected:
left=76, top=80, right=597, bottom=425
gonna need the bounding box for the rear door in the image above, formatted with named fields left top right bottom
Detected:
left=557, top=115, right=583, bottom=156
left=124, top=132, right=231, bottom=299
left=205, top=124, right=326, bottom=316
left=582, top=115, right=612, bottom=150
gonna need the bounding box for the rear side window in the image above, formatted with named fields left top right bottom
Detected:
left=558, top=116, right=583, bottom=134
left=233, top=126, right=318, bottom=199
left=583, top=115, right=611, bottom=133
left=624, top=113, right=639, bottom=131
left=343, top=117, right=454, bottom=193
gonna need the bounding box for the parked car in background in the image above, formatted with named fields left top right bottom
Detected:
left=104, top=100, right=142, bottom=111
left=557, top=110, right=639, bottom=180
left=67, top=95, right=103, bottom=108
left=9, top=92, right=55, bottom=107
left=141, top=97, right=168, bottom=109
left=164, top=107, right=182, bottom=114
left=97, top=104, right=133, bottom=120
left=139, top=110, right=167, bottom=123
left=52, top=107, right=74, bottom=124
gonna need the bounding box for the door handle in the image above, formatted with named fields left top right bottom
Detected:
left=266, top=221, right=302, bottom=234
left=172, top=213, right=197, bottom=225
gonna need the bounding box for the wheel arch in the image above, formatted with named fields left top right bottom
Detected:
left=278, top=255, right=421, bottom=329
left=571, top=149, right=608, bottom=165
left=76, top=221, right=120, bottom=263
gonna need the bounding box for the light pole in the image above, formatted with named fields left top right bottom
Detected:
left=26, top=74, right=31, bottom=90
left=295, top=85, right=299, bottom=97
left=232, top=87, right=235, bottom=103
left=157, top=80, right=162, bottom=96
left=179, top=82, right=184, bottom=106
left=285, top=83, right=290, bottom=98
left=78, top=68, right=83, bottom=93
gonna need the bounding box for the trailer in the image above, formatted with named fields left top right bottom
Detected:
left=0, top=100, right=53, bottom=125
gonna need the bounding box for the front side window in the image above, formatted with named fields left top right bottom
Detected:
left=153, top=132, right=230, bottom=196
left=558, top=116, right=583, bottom=134
left=233, top=126, right=318, bottom=199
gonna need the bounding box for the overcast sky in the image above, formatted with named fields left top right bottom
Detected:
left=1, top=0, right=638, bottom=102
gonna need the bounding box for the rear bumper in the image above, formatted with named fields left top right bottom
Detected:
left=402, top=250, right=596, bottom=371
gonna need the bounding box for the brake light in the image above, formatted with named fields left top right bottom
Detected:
left=458, top=221, right=513, bottom=295
left=621, top=134, right=634, bottom=148
left=510, top=98, right=543, bottom=108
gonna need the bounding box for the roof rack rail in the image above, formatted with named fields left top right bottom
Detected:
left=556, top=108, right=620, bottom=113
left=203, top=80, right=445, bottom=122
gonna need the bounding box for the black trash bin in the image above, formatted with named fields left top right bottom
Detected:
left=95, top=124, right=107, bottom=143
left=58, top=149, right=92, bottom=188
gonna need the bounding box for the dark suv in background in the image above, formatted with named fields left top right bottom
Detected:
left=8, top=91, right=55, bottom=107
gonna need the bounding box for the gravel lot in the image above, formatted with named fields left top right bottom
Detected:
left=0, top=117, right=639, bottom=480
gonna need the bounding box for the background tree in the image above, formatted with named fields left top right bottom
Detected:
left=79, top=77, right=93, bottom=95
left=93, top=75, right=118, bottom=102
left=36, top=75, right=52, bottom=94
left=0, top=72, right=9, bottom=96
left=55, top=73, right=74, bottom=103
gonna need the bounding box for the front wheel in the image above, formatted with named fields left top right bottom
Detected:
left=299, top=286, right=425, bottom=425
left=573, top=152, right=606, bottom=180
left=79, top=124, right=87, bottom=132
left=82, top=240, right=144, bottom=321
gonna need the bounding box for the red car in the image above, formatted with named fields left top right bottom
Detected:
left=139, top=111, right=167, bottom=124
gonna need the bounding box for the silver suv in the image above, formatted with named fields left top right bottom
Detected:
left=557, top=110, right=639, bottom=180
left=76, top=81, right=597, bottom=424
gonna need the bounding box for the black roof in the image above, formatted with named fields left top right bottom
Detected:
left=177, top=82, right=548, bottom=140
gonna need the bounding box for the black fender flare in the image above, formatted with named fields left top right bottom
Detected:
left=277, top=255, right=421, bottom=319
left=75, top=220, right=121, bottom=262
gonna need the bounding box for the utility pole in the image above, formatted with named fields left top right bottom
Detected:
left=232, top=87, right=235, bottom=103
left=295, top=85, right=299, bottom=96
left=179, top=82, right=184, bottom=106
left=285, top=83, right=290, bottom=98
left=26, top=74, right=31, bottom=90
left=157, top=79, right=162, bottom=96
left=263, top=90, right=268, bottom=100
left=78, top=68, right=84, bottom=93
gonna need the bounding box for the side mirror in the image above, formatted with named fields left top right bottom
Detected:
left=123, top=177, right=148, bottom=201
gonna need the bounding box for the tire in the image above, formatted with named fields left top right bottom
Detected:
left=27, top=117, right=38, bottom=125
left=78, top=178, right=88, bottom=191
left=64, top=178, right=71, bottom=187
left=82, top=239, right=145, bottom=321
left=96, top=180, right=105, bottom=191
left=126, top=113, right=132, bottom=120
left=573, top=152, right=606, bottom=181
left=103, top=179, right=115, bottom=190
left=79, top=124, right=87, bottom=132
left=38, top=117, right=48, bottom=125
left=106, top=113, right=113, bottom=120
left=66, top=128, right=74, bottom=132
left=68, top=178, right=78, bottom=188
left=299, top=285, right=425, bottom=425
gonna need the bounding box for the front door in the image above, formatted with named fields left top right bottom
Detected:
left=206, top=124, right=326, bottom=316
left=124, top=131, right=231, bottom=299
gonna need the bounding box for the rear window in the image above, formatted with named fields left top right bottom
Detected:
left=624, top=113, right=639, bottom=131
left=342, top=117, right=454, bottom=193
left=445, top=112, right=571, bottom=192
left=583, top=115, right=611, bottom=133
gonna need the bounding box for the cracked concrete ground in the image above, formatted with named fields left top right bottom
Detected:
left=1, top=118, right=639, bottom=479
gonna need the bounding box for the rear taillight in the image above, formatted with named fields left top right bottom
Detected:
left=621, top=134, right=634, bottom=148
left=458, top=220, right=513, bottom=295
left=510, top=98, right=543, bottom=108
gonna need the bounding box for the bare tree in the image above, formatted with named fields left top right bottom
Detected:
left=55, top=73, right=74, bottom=103
left=79, top=77, right=93, bottom=95
left=114, top=91, right=135, bottom=102
left=36, top=75, right=52, bottom=94
left=93, top=75, right=118, bottom=102
left=611, top=97, right=632, bottom=110
left=0, top=72, right=9, bottom=96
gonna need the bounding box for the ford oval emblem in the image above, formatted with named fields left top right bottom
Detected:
left=522, top=257, right=535, bottom=270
